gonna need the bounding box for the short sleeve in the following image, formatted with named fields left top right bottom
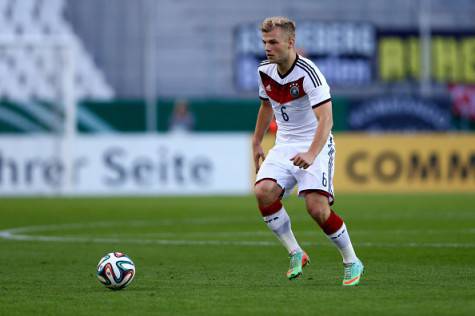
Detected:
left=303, top=67, right=331, bottom=108
left=258, top=69, right=269, bottom=100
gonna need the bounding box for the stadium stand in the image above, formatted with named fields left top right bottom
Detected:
left=0, top=0, right=114, bottom=101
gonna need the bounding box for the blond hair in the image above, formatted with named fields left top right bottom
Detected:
left=260, top=16, right=296, bottom=39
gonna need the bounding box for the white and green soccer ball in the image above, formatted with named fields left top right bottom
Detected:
left=96, top=252, right=136, bottom=290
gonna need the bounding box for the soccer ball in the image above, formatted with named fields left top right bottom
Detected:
left=96, top=252, right=136, bottom=290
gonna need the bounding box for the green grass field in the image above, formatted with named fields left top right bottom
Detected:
left=1, top=194, right=474, bottom=316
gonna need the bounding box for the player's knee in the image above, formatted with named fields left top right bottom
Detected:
left=306, top=202, right=330, bottom=224
left=254, top=180, right=281, bottom=204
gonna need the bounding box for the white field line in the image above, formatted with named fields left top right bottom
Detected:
left=135, top=229, right=475, bottom=237
left=1, top=221, right=474, bottom=249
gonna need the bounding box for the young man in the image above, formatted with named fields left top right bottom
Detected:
left=253, top=16, right=364, bottom=286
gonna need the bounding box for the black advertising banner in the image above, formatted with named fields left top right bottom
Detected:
left=377, top=30, right=475, bottom=84
left=234, top=22, right=376, bottom=90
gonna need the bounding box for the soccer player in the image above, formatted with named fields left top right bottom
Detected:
left=252, top=16, right=364, bottom=286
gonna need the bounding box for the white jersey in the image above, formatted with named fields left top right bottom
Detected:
left=258, top=55, right=332, bottom=145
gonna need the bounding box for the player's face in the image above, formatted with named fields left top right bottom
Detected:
left=262, top=28, right=293, bottom=64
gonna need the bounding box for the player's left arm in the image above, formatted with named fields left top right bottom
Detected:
left=290, top=100, right=333, bottom=169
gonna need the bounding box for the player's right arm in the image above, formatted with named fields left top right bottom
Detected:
left=252, top=99, right=273, bottom=172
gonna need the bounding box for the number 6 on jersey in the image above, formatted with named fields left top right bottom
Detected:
left=281, top=106, right=289, bottom=121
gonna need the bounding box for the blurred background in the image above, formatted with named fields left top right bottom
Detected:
left=0, top=0, right=474, bottom=196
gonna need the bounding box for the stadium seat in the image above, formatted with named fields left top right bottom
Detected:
left=0, top=0, right=114, bottom=102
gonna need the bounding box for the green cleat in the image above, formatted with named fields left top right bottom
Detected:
left=287, top=251, right=310, bottom=280
left=342, top=259, right=364, bottom=286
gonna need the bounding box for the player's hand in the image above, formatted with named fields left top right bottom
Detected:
left=252, top=143, right=266, bottom=173
left=290, top=152, right=315, bottom=169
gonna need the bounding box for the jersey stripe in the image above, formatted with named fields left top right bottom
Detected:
left=296, top=63, right=317, bottom=87
left=297, top=60, right=322, bottom=86
left=259, top=60, right=271, bottom=67
left=298, top=59, right=322, bottom=85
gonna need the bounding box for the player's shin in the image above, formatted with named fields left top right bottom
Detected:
left=320, top=210, right=358, bottom=264
left=259, top=200, right=302, bottom=254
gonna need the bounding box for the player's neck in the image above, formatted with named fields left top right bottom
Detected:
left=277, top=51, right=297, bottom=76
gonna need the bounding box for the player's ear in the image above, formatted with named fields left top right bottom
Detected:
left=288, top=36, right=295, bottom=49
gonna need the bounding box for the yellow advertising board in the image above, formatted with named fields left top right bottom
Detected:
left=334, top=133, right=475, bottom=193
left=259, top=133, right=475, bottom=193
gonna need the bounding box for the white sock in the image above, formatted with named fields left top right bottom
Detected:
left=326, top=223, right=358, bottom=264
left=263, top=207, right=302, bottom=254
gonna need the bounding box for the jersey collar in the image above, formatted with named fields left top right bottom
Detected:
left=277, top=53, right=299, bottom=79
